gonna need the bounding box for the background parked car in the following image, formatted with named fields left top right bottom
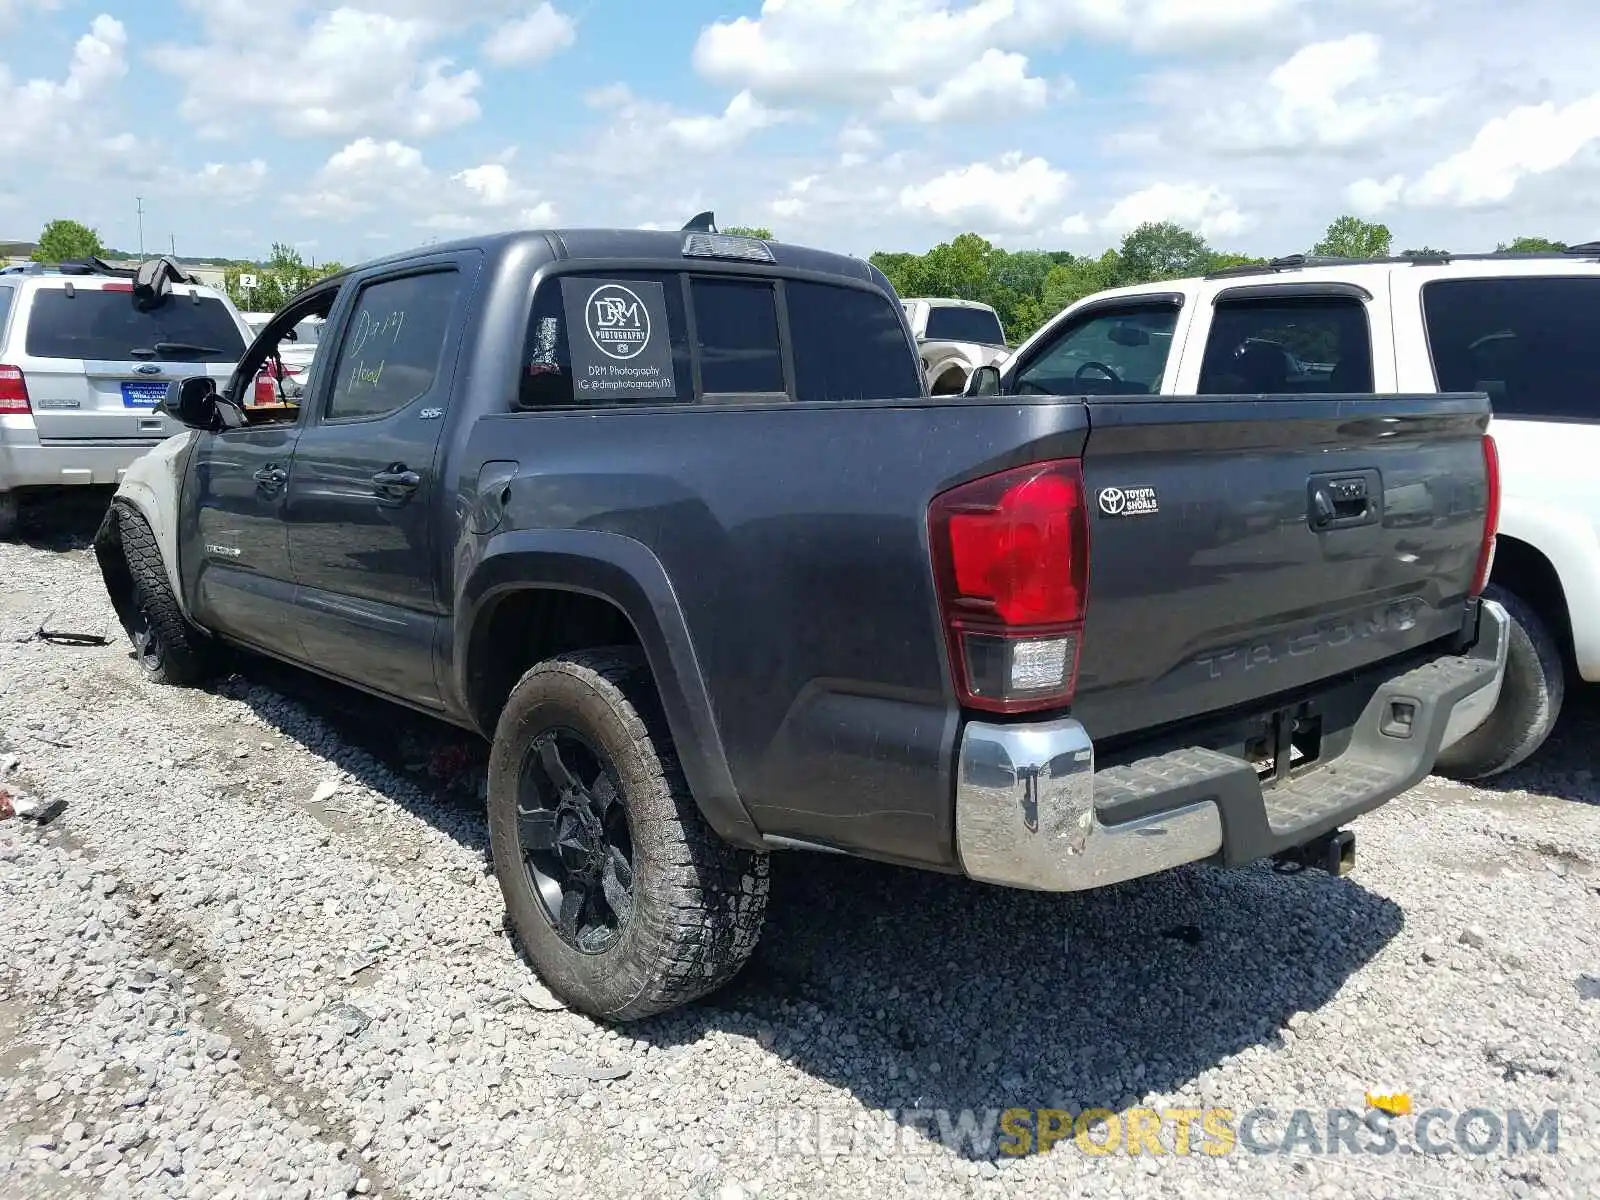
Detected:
left=996, top=244, right=1600, bottom=778
left=241, top=310, right=322, bottom=404
left=0, top=258, right=251, bottom=538
left=901, top=297, right=1010, bottom=394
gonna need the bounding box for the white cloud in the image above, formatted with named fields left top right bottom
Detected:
left=1025, top=0, right=1306, bottom=52
left=0, top=14, right=128, bottom=162
left=286, top=137, right=556, bottom=232
left=665, top=91, right=788, bottom=153
left=839, top=122, right=881, bottom=166
left=1346, top=173, right=1404, bottom=216
left=899, top=152, right=1070, bottom=229
left=584, top=82, right=634, bottom=109
left=1340, top=92, right=1600, bottom=215
left=0, top=0, right=59, bottom=28
left=1194, top=33, right=1442, bottom=154
left=152, top=4, right=492, bottom=139
left=452, top=163, right=514, bottom=206
left=1060, top=212, right=1091, bottom=236
left=880, top=49, right=1049, bottom=123
left=1408, top=95, right=1600, bottom=207
left=694, top=0, right=1012, bottom=104
left=1101, top=182, right=1250, bottom=239
left=192, top=159, right=269, bottom=203
left=564, top=85, right=792, bottom=177
left=693, top=0, right=1301, bottom=115
left=483, top=3, right=576, bottom=66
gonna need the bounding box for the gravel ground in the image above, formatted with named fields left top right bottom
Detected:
left=1, top=494, right=1598, bottom=1200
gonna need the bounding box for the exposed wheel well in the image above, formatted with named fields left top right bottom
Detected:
left=929, top=364, right=969, bottom=395
left=465, top=588, right=643, bottom=733
left=1489, top=535, right=1573, bottom=663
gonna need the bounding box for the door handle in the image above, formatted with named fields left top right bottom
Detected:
left=253, top=464, right=288, bottom=488
left=1306, top=470, right=1381, bottom=531
left=372, top=467, right=422, bottom=489
left=372, top=464, right=421, bottom=502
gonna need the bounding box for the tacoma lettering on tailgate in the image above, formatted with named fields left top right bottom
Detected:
left=1193, top=599, right=1424, bottom=682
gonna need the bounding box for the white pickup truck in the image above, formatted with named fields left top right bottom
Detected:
left=969, top=247, right=1600, bottom=779
left=900, top=297, right=1009, bottom=394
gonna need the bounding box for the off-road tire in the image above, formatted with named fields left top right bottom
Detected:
left=103, top=502, right=216, bottom=687
left=487, top=648, right=769, bottom=1021
left=1435, top=585, right=1565, bottom=780
left=0, top=492, right=17, bottom=541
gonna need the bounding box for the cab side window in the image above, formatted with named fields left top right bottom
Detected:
left=1013, top=307, right=1177, bottom=396
left=520, top=271, right=693, bottom=409
left=325, top=270, right=462, bottom=421
left=1423, top=276, right=1600, bottom=419
left=1198, top=297, right=1374, bottom=395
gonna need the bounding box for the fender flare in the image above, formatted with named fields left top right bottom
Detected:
left=1498, top=496, right=1600, bottom=680
left=455, top=527, right=763, bottom=849
left=105, top=432, right=197, bottom=618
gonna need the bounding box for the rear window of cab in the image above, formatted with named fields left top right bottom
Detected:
left=519, top=270, right=922, bottom=409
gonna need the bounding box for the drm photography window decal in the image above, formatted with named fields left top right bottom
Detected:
left=558, top=278, right=678, bottom=401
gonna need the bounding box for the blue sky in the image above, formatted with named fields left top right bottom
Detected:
left=3, top=1, right=1599, bottom=267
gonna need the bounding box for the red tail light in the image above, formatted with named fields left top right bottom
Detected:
left=0, top=365, right=30, bottom=415
left=254, top=370, right=276, bottom=405
left=101, top=281, right=134, bottom=293
left=929, top=459, right=1090, bottom=713
left=1470, top=432, right=1500, bottom=598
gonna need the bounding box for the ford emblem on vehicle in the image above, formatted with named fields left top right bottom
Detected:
left=134, top=364, right=162, bottom=375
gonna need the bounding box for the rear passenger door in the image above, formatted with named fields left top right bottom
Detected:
left=284, top=252, right=479, bottom=709
left=1174, top=281, right=1394, bottom=394
left=1392, top=268, right=1600, bottom=582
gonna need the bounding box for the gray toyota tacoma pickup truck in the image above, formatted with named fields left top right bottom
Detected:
left=93, top=223, right=1508, bottom=1021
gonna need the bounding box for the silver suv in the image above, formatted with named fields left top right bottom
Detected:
left=0, top=260, right=252, bottom=537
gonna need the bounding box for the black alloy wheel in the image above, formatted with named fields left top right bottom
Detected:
left=515, top=728, right=635, bottom=953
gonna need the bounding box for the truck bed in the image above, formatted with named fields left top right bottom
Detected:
left=463, top=388, right=1493, bottom=869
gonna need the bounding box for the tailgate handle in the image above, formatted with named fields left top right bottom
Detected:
left=1308, top=471, right=1380, bottom=531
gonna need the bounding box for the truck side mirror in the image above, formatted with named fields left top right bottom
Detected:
left=159, top=376, right=222, bottom=432
left=965, top=365, right=1002, bottom=397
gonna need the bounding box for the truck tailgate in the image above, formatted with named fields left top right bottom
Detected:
left=1072, top=394, right=1493, bottom=742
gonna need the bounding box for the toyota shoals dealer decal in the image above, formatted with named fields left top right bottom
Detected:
left=1097, top=485, right=1160, bottom=517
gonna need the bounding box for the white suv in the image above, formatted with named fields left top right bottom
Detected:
left=981, top=246, right=1600, bottom=778
left=0, top=260, right=252, bottom=537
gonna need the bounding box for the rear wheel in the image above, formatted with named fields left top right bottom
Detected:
left=1435, top=585, right=1565, bottom=780
left=487, top=648, right=768, bottom=1021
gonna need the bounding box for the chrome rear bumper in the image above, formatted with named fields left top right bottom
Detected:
left=954, top=601, right=1510, bottom=893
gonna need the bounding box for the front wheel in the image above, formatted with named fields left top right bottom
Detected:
left=99, top=502, right=216, bottom=687
left=487, top=648, right=769, bottom=1021
left=1435, top=586, right=1565, bottom=780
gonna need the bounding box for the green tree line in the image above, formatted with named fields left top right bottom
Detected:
left=868, top=217, right=1573, bottom=345
left=20, top=216, right=1573, bottom=341
left=222, top=243, right=345, bottom=311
